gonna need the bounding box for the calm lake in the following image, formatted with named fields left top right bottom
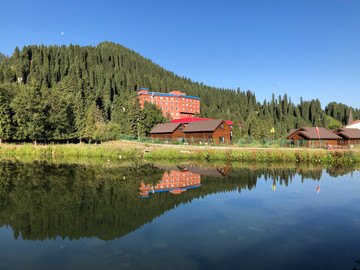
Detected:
left=0, top=160, right=359, bottom=270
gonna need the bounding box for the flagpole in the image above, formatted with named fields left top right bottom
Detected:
left=316, top=126, right=321, bottom=148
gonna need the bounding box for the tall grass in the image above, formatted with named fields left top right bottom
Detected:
left=144, top=148, right=360, bottom=165
left=0, top=143, right=142, bottom=161
left=1, top=143, right=360, bottom=166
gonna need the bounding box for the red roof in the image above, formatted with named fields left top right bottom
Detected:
left=171, top=117, right=242, bottom=126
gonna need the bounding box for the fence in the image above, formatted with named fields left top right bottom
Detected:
left=118, top=135, right=348, bottom=149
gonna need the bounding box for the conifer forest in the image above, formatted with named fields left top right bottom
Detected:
left=0, top=42, right=358, bottom=143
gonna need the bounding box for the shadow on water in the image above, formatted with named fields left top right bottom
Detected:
left=0, top=159, right=359, bottom=241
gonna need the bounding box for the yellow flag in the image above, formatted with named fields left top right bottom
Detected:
left=271, top=185, right=276, bottom=191
left=270, top=127, right=275, bottom=133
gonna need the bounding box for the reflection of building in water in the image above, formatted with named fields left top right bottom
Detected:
left=139, top=169, right=201, bottom=198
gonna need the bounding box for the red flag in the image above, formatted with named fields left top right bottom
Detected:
left=316, top=126, right=319, bottom=134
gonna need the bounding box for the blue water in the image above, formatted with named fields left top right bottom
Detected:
left=0, top=162, right=359, bottom=270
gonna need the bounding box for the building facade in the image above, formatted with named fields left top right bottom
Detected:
left=137, top=88, right=200, bottom=119
left=139, top=169, right=201, bottom=198
left=182, top=119, right=232, bottom=144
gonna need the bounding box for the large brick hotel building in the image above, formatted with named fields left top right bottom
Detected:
left=137, top=88, right=200, bottom=119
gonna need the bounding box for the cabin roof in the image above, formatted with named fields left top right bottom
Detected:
left=287, top=127, right=342, bottom=140
left=182, top=119, right=227, bottom=133
left=149, top=122, right=183, bottom=134
left=334, top=128, right=360, bottom=139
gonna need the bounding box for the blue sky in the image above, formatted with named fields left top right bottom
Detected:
left=1, top=0, right=359, bottom=108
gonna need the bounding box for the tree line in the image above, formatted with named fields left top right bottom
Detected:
left=0, top=42, right=358, bottom=142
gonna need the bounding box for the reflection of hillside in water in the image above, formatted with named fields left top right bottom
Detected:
left=0, top=161, right=356, bottom=241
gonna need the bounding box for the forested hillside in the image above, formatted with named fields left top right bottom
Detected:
left=0, top=42, right=358, bottom=142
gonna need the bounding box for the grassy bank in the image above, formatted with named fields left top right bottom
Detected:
left=0, top=143, right=142, bottom=161
left=143, top=148, right=360, bottom=165
left=1, top=142, right=360, bottom=166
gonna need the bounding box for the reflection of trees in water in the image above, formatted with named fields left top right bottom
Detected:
left=0, top=161, right=355, bottom=241
left=326, top=166, right=356, bottom=177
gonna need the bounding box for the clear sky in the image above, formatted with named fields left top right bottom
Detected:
left=1, top=0, right=359, bottom=108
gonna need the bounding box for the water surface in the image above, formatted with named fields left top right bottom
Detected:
left=0, top=161, right=359, bottom=270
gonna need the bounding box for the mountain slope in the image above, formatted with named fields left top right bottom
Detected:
left=0, top=42, right=358, bottom=141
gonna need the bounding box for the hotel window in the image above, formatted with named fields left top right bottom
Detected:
left=171, top=113, right=173, bottom=115
left=144, top=97, right=147, bottom=99
left=182, top=98, right=185, bottom=101
left=190, top=109, right=192, bottom=111
left=160, top=97, right=163, bottom=99
left=166, top=97, right=168, bottom=100
left=167, top=185, right=169, bottom=188
left=165, top=107, right=168, bottom=109
left=160, top=102, right=163, bottom=104
left=171, top=97, right=174, bottom=100
left=165, top=102, right=168, bottom=105
left=176, top=107, right=179, bottom=110
left=161, top=185, right=163, bottom=188
left=154, top=101, right=157, bottom=104
left=171, top=107, right=173, bottom=110
left=171, top=102, right=173, bottom=105
left=176, top=102, right=178, bottom=105
left=176, top=98, right=179, bottom=100
left=176, top=113, right=179, bottom=116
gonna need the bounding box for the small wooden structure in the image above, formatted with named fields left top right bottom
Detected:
left=149, top=122, right=185, bottom=142
left=286, top=127, right=342, bottom=147
left=182, top=119, right=232, bottom=144
left=334, top=128, right=360, bottom=146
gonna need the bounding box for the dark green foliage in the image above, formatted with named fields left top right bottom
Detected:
left=325, top=102, right=360, bottom=125
left=0, top=86, right=13, bottom=142
left=0, top=42, right=357, bottom=141
left=0, top=52, right=6, bottom=62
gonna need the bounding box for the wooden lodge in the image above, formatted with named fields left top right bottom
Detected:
left=149, top=122, right=185, bottom=142
left=286, top=127, right=342, bottom=147
left=334, top=128, right=360, bottom=146
left=182, top=119, right=232, bottom=144
left=149, top=119, right=232, bottom=144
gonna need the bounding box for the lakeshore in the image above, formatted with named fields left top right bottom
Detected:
left=1, top=141, right=360, bottom=165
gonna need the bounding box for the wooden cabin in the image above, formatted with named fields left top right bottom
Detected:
left=286, top=127, right=342, bottom=147
left=149, top=122, right=185, bottom=142
left=182, top=119, right=232, bottom=144
left=334, top=128, right=360, bottom=146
